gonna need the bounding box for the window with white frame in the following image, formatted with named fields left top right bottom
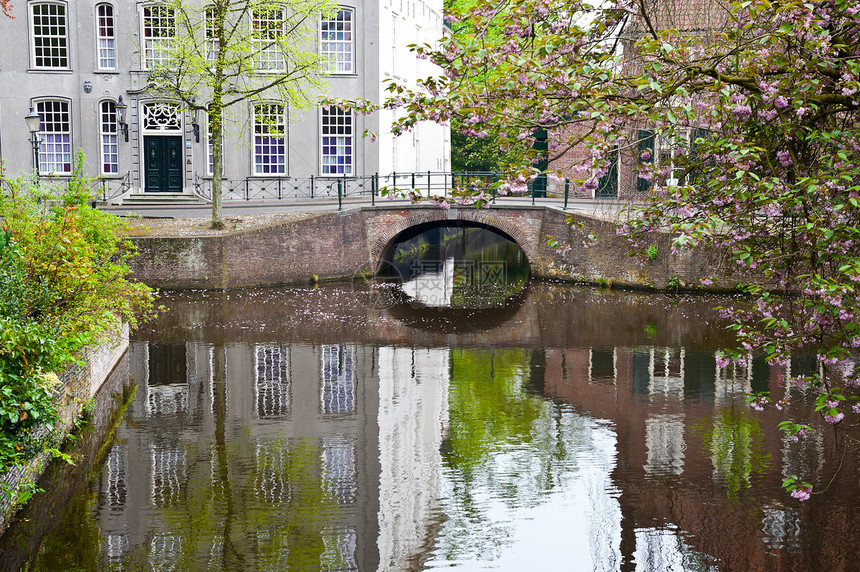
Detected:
left=143, top=5, right=175, bottom=68
left=253, top=8, right=286, bottom=72
left=96, top=3, right=116, bottom=70
left=100, top=101, right=119, bottom=174
left=205, top=6, right=219, bottom=62
left=656, top=130, right=690, bottom=186
left=254, top=104, right=286, bottom=175
left=320, top=8, right=354, bottom=74
left=30, top=2, right=69, bottom=69
left=207, top=126, right=215, bottom=176
left=36, top=100, right=72, bottom=174
left=321, top=106, right=353, bottom=175
left=206, top=112, right=224, bottom=176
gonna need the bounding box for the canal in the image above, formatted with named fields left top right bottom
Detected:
left=1, top=228, right=858, bottom=571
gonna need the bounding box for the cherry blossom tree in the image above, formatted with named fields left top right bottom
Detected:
left=361, top=0, right=860, bottom=498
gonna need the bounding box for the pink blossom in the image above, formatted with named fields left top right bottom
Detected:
left=825, top=411, right=844, bottom=424
left=777, top=150, right=793, bottom=167
left=791, top=487, right=811, bottom=501
left=733, top=104, right=752, bottom=119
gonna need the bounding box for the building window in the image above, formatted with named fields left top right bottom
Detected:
left=656, top=130, right=690, bottom=187
left=595, top=147, right=618, bottom=198
left=320, top=8, right=354, bottom=74
left=253, top=8, right=286, bottom=72
left=96, top=4, right=116, bottom=70
left=205, top=6, right=219, bottom=62
left=100, top=101, right=119, bottom=174
left=321, top=106, right=353, bottom=175
left=254, top=104, right=286, bottom=175
left=143, top=5, right=175, bottom=69
left=31, top=3, right=69, bottom=69
left=207, top=128, right=215, bottom=176
left=35, top=100, right=72, bottom=174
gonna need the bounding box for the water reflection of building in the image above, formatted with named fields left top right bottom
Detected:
left=543, top=345, right=823, bottom=570
left=98, top=340, right=448, bottom=570
left=377, top=347, right=448, bottom=569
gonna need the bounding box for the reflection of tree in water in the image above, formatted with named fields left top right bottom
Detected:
left=436, top=348, right=601, bottom=561
left=697, top=408, right=771, bottom=499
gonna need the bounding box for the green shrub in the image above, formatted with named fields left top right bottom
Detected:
left=0, top=153, right=155, bottom=499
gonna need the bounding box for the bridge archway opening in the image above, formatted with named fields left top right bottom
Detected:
left=377, top=220, right=529, bottom=272
left=376, top=220, right=530, bottom=311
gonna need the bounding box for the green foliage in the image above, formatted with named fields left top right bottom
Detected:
left=699, top=409, right=771, bottom=498
left=150, top=0, right=335, bottom=228
left=451, top=123, right=519, bottom=172
left=0, top=160, right=154, bottom=501
left=444, top=349, right=546, bottom=477
left=645, top=243, right=659, bottom=261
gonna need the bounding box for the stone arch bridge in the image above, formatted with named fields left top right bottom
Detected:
left=129, top=204, right=744, bottom=291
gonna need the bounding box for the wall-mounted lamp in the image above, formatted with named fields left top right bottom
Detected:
left=116, top=95, right=129, bottom=142
left=190, top=101, right=200, bottom=143
left=24, top=106, right=42, bottom=182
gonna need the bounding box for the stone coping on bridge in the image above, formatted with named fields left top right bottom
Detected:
left=127, top=204, right=757, bottom=292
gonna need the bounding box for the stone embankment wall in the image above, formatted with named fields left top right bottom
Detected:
left=0, top=323, right=130, bottom=533
left=128, top=205, right=757, bottom=292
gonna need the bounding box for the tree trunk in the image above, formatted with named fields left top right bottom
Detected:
left=211, top=108, right=224, bottom=230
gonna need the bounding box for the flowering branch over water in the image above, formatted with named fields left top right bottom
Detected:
left=336, top=0, right=860, bottom=499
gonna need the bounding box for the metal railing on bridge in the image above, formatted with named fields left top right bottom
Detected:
left=190, top=171, right=593, bottom=209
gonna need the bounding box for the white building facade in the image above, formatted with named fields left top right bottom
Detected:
left=0, top=1, right=450, bottom=200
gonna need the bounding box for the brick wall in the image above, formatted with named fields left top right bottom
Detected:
left=0, top=323, right=130, bottom=533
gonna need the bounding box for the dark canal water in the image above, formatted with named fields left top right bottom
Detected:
left=1, top=229, right=859, bottom=571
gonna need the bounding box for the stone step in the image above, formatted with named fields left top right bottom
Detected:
left=115, top=193, right=208, bottom=205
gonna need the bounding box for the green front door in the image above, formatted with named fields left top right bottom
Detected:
left=144, top=136, right=183, bottom=192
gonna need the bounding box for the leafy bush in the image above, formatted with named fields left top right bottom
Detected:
left=0, top=153, right=155, bottom=497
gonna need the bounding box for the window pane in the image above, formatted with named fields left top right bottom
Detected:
left=97, top=4, right=116, bottom=69
left=36, top=100, right=72, bottom=174
left=143, top=6, right=175, bottom=68
left=254, top=104, right=286, bottom=174
left=253, top=9, right=285, bottom=71
left=321, top=106, right=353, bottom=175
left=320, top=9, right=354, bottom=74
left=32, top=3, right=68, bottom=68
left=101, top=101, right=119, bottom=174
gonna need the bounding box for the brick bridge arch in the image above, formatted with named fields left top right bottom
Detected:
left=365, top=206, right=542, bottom=272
